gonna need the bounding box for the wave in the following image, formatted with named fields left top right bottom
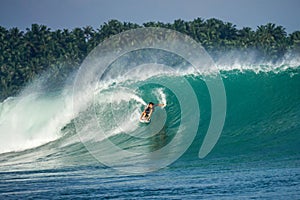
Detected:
left=0, top=93, right=73, bottom=154
left=0, top=60, right=299, bottom=172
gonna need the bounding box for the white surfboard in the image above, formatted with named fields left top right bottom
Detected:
left=139, top=118, right=151, bottom=124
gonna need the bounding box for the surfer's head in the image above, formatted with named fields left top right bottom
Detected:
left=148, top=102, right=154, bottom=107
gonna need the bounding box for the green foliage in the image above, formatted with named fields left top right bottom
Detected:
left=0, top=18, right=299, bottom=100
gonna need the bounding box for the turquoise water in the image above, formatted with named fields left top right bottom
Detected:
left=0, top=62, right=299, bottom=198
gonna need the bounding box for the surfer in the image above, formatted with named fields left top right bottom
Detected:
left=140, top=102, right=165, bottom=121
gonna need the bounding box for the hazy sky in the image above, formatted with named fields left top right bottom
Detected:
left=0, top=0, right=299, bottom=33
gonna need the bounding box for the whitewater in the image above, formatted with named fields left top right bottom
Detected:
left=0, top=28, right=299, bottom=198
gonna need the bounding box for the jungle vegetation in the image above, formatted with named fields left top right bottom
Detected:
left=1, top=18, right=300, bottom=100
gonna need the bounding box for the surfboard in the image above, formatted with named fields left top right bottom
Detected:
left=139, top=118, right=151, bottom=124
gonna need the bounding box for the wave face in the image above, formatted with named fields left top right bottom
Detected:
left=199, top=67, right=300, bottom=161
left=0, top=62, right=299, bottom=169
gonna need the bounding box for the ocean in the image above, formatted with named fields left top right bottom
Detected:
left=0, top=28, right=299, bottom=199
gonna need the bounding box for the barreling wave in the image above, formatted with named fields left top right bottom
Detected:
left=0, top=60, right=299, bottom=171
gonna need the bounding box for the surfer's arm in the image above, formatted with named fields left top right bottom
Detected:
left=155, top=104, right=165, bottom=107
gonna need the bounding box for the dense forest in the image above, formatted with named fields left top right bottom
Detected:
left=1, top=18, right=300, bottom=100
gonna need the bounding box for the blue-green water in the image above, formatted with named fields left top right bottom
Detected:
left=0, top=63, right=299, bottom=199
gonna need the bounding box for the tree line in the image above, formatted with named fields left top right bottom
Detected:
left=1, top=18, right=300, bottom=100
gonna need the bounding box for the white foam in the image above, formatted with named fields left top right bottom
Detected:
left=153, top=88, right=167, bottom=107
left=214, top=51, right=300, bottom=73
left=0, top=89, right=75, bottom=154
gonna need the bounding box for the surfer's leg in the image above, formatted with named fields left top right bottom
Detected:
left=145, top=114, right=150, bottom=120
left=140, top=112, right=146, bottom=119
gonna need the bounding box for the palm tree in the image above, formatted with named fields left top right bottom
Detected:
left=255, top=23, right=287, bottom=59
left=237, top=27, right=255, bottom=48
left=289, top=31, right=300, bottom=52
left=188, top=18, right=205, bottom=42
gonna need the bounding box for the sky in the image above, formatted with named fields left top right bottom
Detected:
left=0, top=0, right=299, bottom=33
